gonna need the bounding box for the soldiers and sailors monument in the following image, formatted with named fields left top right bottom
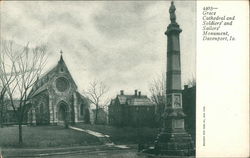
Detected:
left=141, top=1, right=195, bottom=156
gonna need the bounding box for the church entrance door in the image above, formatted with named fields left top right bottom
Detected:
left=58, top=102, right=68, bottom=127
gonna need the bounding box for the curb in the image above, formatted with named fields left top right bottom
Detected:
left=5, top=147, right=135, bottom=157
left=3, top=144, right=137, bottom=158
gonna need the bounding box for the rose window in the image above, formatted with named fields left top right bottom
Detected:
left=56, top=77, right=69, bottom=92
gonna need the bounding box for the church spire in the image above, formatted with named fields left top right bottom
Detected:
left=59, top=50, right=64, bottom=63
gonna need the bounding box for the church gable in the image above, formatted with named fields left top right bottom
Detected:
left=49, top=55, right=77, bottom=93
left=54, top=55, right=77, bottom=89
left=29, top=53, right=77, bottom=97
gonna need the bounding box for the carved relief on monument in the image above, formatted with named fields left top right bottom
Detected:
left=173, top=94, right=181, bottom=108
left=166, top=94, right=182, bottom=108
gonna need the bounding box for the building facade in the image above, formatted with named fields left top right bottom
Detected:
left=27, top=53, right=90, bottom=125
left=109, top=90, right=156, bottom=127
left=182, top=85, right=196, bottom=144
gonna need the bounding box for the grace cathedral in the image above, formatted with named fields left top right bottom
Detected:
left=26, top=52, right=90, bottom=125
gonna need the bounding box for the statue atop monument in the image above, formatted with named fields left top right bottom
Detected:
left=169, top=1, right=176, bottom=23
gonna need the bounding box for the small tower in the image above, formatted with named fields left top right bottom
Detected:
left=154, top=1, right=195, bottom=156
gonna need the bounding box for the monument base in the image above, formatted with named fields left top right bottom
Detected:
left=139, top=149, right=195, bottom=158
left=154, top=129, right=195, bottom=156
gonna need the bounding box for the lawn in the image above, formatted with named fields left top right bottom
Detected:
left=0, top=125, right=101, bottom=148
left=75, top=123, right=159, bottom=145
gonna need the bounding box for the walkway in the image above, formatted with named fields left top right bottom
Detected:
left=69, top=126, right=131, bottom=149
left=69, top=126, right=114, bottom=145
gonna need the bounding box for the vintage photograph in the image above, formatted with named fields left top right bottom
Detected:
left=0, top=1, right=196, bottom=158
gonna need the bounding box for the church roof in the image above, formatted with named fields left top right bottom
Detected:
left=75, top=91, right=89, bottom=104
left=128, top=97, right=154, bottom=106
left=5, top=99, right=31, bottom=112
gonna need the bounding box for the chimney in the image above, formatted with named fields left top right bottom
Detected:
left=184, top=85, right=188, bottom=90
left=138, top=91, right=141, bottom=97
left=134, top=90, right=138, bottom=96
left=120, top=90, right=124, bottom=95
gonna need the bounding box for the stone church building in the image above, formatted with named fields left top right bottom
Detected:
left=27, top=52, right=90, bottom=125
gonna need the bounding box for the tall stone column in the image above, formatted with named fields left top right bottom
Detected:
left=154, top=1, right=194, bottom=156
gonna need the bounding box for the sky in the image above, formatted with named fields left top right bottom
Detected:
left=0, top=1, right=196, bottom=100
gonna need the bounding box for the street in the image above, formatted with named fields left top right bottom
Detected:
left=40, top=149, right=141, bottom=158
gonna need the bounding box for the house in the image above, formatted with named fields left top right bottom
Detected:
left=109, top=90, right=156, bottom=127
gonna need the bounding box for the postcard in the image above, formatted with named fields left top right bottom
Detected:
left=0, top=1, right=249, bottom=158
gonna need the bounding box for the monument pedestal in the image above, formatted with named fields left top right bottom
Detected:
left=155, top=131, right=194, bottom=156
left=154, top=109, right=195, bottom=156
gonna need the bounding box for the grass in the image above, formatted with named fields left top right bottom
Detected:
left=0, top=124, right=159, bottom=148
left=0, top=125, right=101, bottom=148
left=75, top=123, right=159, bottom=145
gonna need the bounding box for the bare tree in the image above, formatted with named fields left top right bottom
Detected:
left=0, top=84, right=7, bottom=127
left=0, top=82, right=14, bottom=128
left=0, top=40, right=47, bottom=144
left=148, top=73, right=166, bottom=125
left=83, top=80, right=109, bottom=124
left=0, top=42, right=19, bottom=128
